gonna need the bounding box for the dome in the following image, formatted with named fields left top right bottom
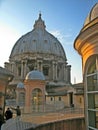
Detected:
left=84, top=3, right=98, bottom=26
left=10, top=13, right=66, bottom=60
left=25, top=70, right=45, bottom=80
left=17, top=82, right=24, bottom=89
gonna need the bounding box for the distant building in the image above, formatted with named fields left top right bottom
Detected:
left=4, top=13, right=83, bottom=112
left=72, top=83, right=84, bottom=108
left=74, top=3, right=98, bottom=130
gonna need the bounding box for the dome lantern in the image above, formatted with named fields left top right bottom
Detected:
left=34, top=13, right=46, bottom=30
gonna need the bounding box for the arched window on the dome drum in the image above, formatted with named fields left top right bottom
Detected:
left=43, top=66, right=49, bottom=76
left=57, top=68, right=60, bottom=79
left=27, top=60, right=35, bottom=71
left=18, top=66, right=21, bottom=76
left=29, top=65, right=34, bottom=71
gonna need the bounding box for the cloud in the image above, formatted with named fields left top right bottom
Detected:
left=50, top=30, right=73, bottom=45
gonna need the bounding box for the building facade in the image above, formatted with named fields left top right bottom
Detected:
left=4, top=14, right=76, bottom=111
left=3, top=12, right=85, bottom=113
left=74, top=3, right=98, bottom=130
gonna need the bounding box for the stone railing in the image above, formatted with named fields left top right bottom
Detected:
left=25, top=117, right=85, bottom=130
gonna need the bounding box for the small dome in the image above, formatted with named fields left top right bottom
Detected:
left=84, top=3, right=98, bottom=26
left=25, top=70, right=45, bottom=80
left=17, top=82, right=24, bottom=88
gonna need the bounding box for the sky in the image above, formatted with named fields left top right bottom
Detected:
left=0, top=0, right=98, bottom=84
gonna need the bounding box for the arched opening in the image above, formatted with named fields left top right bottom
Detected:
left=32, top=88, right=43, bottom=112
left=43, top=65, right=49, bottom=76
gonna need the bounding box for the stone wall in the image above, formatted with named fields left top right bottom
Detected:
left=25, top=117, right=86, bottom=130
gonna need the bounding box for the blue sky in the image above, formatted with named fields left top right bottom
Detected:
left=0, top=0, right=98, bottom=83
